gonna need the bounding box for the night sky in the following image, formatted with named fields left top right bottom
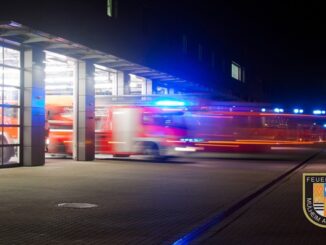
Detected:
left=207, top=1, right=326, bottom=106
left=1, top=1, right=325, bottom=107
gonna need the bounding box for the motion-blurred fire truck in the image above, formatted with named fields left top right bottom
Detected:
left=45, top=96, right=192, bottom=159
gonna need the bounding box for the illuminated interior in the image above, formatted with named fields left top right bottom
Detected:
left=45, top=51, right=76, bottom=96
left=45, top=51, right=76, bottom=156
left=129, top=74, right=145, bottom=95
left=94, top=64, right=117, bottom=96
left=0, top=45, right=21, bottom=165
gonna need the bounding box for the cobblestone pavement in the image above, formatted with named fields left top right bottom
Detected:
left=197, top=152, right=326, bottom=245
left=0, top=150, right=316, bottom=244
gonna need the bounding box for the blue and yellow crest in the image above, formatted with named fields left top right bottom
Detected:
left=303, top=173, right=326, bottom=228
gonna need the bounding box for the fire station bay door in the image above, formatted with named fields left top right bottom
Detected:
left=111, top=108, right=140, bottom=154
left=44, top=51, right=76, bottom=157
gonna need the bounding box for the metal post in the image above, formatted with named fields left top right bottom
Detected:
left=23, top=47, right=45, bottom=166
left=73, top=60, right=95, bottom=161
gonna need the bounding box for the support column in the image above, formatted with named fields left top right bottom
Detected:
left=73, top=60, right=95, bottom=161
left=123, top=72, right=130, bottom=95
left=113, top=71, right=124, bottom=95
left=141, top=77, right=147, bottom=95
left=23, top=47, right=45, bottom=166
left=146, top=79, right=152, bottom=95
left=140, top=78, right=152, bottom=95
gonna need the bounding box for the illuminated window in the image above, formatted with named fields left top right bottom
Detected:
left=0, top=45, right=21, bottom=165
left=107, top=0, right=113, bottom=17
left=231, top=62, right=241, bottom=81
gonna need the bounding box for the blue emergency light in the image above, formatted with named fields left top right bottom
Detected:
left=155, top=100, right=185, bottom=107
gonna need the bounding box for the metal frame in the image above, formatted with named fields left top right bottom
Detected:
left=0, top=42, right=23, bottom=166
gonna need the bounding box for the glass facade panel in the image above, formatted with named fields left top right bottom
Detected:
left=2, top=126, right=19, bottom=144
left=3, top=108, right=20, bottom=125
left=2, top=146, right=19, bottom=165
left=3, top=67, right=20, bottom=86
left=0, top=44, right=21, bottom=166
left=0, top=47, right=3, bottom=64
left=2, top=86, right=20, bottom=105
left=4, top=48, right=20, bottom=67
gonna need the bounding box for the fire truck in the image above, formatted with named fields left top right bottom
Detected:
left=185, top=109, right=326, bottom=153
left=95, top=105, right=188, bottom=158
left=45, top=96, right=191, bottom=159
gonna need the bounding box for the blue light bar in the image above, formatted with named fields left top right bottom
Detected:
left=261, top=108, right=266, bottom=112
left=155, top=100, right=185, bottom=107
left=313, top=110, right=325, bottom=115
left=323, top=124, right=326, bottom=128
left=274, top=108, right=283, bottom=113
left=294, top=108, right=304, bottom=114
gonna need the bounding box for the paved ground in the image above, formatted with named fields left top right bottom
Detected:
left=0, top=150, right=319, bottom=244
left=195, top=151, right=326, bottom=245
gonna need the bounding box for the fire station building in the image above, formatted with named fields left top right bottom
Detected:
left=0, top=21, right=207, bottom=167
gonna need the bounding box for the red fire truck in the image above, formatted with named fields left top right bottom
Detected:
left=95, top=106, right=189, bottom=158
left=45, top=97, right=191, bottom=159
left=185, top=109, right=326, bottom=153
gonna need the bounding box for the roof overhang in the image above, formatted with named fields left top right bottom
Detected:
left=0, top=21, right=192, bottom=85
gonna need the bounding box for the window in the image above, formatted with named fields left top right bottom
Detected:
left=0, top=45, right=21, bottom=165
left=231, top=62, right=241, bottom=81
left=107, top=0, right=113, bottom=17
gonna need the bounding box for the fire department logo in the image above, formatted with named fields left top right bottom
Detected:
left=303, top=173, right=326, bottom=228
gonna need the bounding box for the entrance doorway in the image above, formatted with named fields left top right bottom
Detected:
left=44, top=51, right=76, bottom=158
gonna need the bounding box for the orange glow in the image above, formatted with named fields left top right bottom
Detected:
left=196, top=143, right=239, bottom=148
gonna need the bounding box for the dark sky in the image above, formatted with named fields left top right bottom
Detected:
left=200, top=1, right=326, bottom=106
left=140, top=1, right=326, bottom=106
left=1, top=1, right=325, bottom=106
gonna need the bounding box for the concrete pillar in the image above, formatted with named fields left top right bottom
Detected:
left=140, top=78, right=152, bottom=95
left=141, top=78, right=147, bottom=95
left=73, top=60, right=95, bottom=161
left=113, top=71, right=124, bottom=96
left=123, top=72, right=130, bottom=95
left=146, top=79, right=152, bottom=95
left=23, top=47, right=45, bottom=166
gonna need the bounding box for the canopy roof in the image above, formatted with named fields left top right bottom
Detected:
left=0, top=21, right=210, bottom=92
